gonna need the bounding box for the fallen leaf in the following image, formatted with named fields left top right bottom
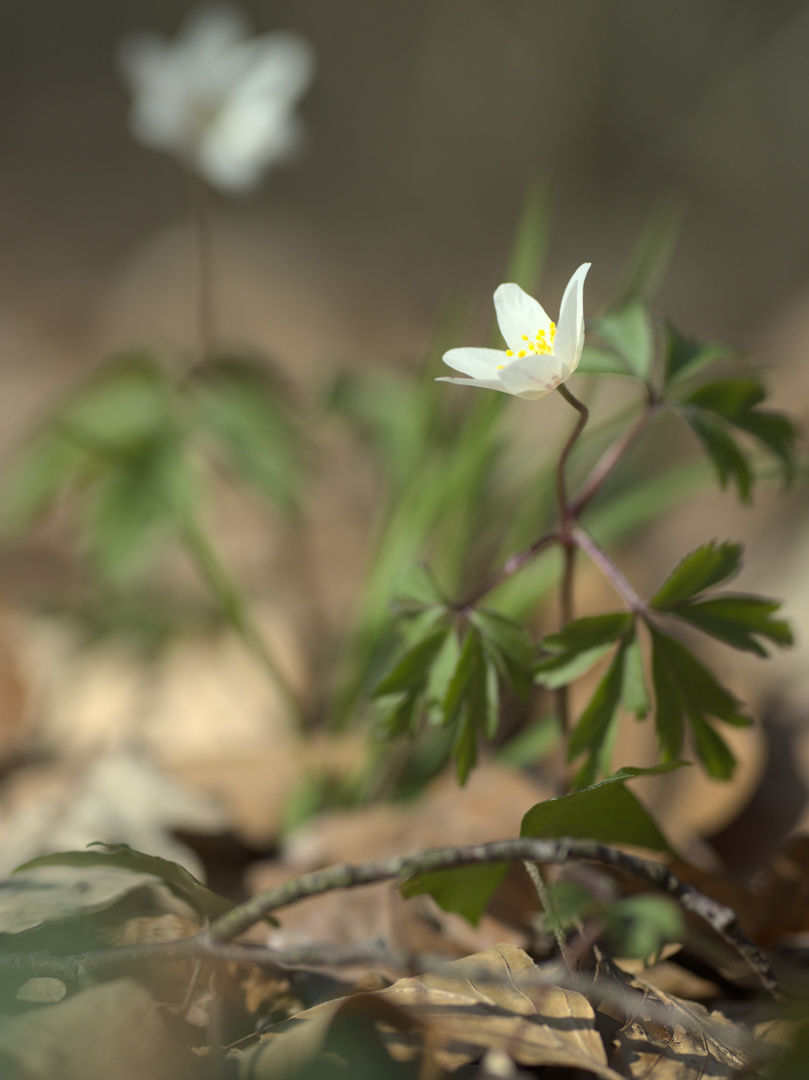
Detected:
left=591, top=954, right=753, bottom=1078
left=244, top=944, right=626, bottom=1078
left=0, top=978, right=195, bottom=1079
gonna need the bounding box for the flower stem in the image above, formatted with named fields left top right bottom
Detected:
left=554, top=384, right=590, bottom=760
left=186, top=170, right=215, bottom=363
left=555, top=384, right=589, bottom=528
left=570, top=401, right=659, bottom=517
left=570, top=524, right=645, bottom=613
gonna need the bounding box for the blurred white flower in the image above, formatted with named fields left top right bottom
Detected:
left=438, top=263, right=591, bottom=401
left=118, top=4, right=315, bottom=193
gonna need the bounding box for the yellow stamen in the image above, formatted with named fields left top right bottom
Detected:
left=521, top=334, right=529, bottom=341
left=505, top=349, right=514, bottom=357
left=518, top=350, right=527, bottom=358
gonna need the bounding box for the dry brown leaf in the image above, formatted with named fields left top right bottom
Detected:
left=0, top=749, right=225, bottom=879
left=0, top=605, right=29, bottom=765
left=0, top=978, right=195, bottom=1080
left=242, top=943, right=626, bottom=1078
left=593, top=955, right=753, bottom=1078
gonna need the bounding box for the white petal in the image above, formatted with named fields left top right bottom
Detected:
left=499, top=353, right=566, bottom=399
left=436, top=376, right=507, bottom=393
left=441, top=347, right=507, bottom=379
left=493, top=283, right=552, bottom=354
left=240, top=32, right=316, bottom=100
left=552, top=263, right=590, bottom=375
left=180, top=5, right=247, bottom=57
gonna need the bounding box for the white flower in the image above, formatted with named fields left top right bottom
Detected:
left=118, top=5, right=315, bottom=193
left=438, top=263, right=591, bottom=401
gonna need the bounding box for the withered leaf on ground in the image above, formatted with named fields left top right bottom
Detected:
left=591, top=954, right=752, bottom=1079
left=0, top=978, right=196, bottom=1080
left=240, top=943, right=626, bottom=1078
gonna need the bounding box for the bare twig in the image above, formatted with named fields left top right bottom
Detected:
left=1, top=840, right=769, bottom=996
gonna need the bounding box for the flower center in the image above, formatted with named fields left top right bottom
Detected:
left=499, top=322, right=556, bottom=367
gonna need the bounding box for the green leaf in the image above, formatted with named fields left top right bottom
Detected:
left=577, top=345, right=634, bottom=377
left=521, top=770, right=676, bottom=855
left=481, top=652, right=501, bottom=740
left=604, top=895, right=685, bottom=959
left=471, top=609, right=535, bottom=699
left=373, top=692, right=418, bottom=738
left=540, top=613, right=633, bottom=655
left=373, top=624, right=450, bottom=698
left=452, top=711, right=478, bottom=785
left=566, top=643, right=627, bottom=764
left=393, top=562, right=446, bottom=612
left=648, top=627, right=748, bottom=778
left=662, top=323, right=735, bottom=386
left=687, top=710, right=737, bottom=781
left=682, top=378, right=797, bottom=491
left=0, top=431, right=89, bottom=537
left=683, top=411, right=752, bottom=502
left=401, top=862, right=510, bottom=926
left=497, top=714, right=560, bottom=767
left=591, top=303, right=654, bottom=380
left=535, top=643, right=614, bottom=689
left=192, top=357, right=303, bottom=515
left=14, top=843, right=233, bottom=922
left=686, top=377, right=766, bottom=418
left=621, top=633, right=649, bottom=718
left=442, top=628, right=484, bottom=727
left=668, top=595, right=792, bottom=656
left=650, top=541, right=743, bottom=608
left=57, top=354, right=170, bottom=455
left=424, top=628, right=461, bottom=723
left=83, top=437, right=196, bottom=580
left=405, top=765, right=682, bottom=926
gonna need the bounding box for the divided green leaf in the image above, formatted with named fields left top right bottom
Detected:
left=590, top=303, right=655, bottom=380
left=566, top=642, right=627, bottom=784
left=650, top=541, right=743, bottom=608
left=662, top=323, right=735, bottom=386
left=471, top=609, right=535, bottom=699
left=191, top=357, right=303, bottom=515
left=678, top=377, right=797, bottom=500
left=648, top=627, right=750, bottom=779
left=683, top=410, right=752, bottom=502
left=667, top=595, right=792, bottom=656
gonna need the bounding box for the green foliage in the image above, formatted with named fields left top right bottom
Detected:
left=648, top=627, right=749, bottom=778
left=662, top=322, right=735, bottom=387
left=666, top=595, right=792, bottom=656
left=520, top=768, right=678, bottom=854
left=0, top=350, right=303, bottom=592
left=650, top=540, right=743, bottom=607
left=589, top=302, right=655, bottom=381
left=603, top=894, right=684, bottom=959
left=373, top=604, right=535, bottom=784
left=404, top=765, right=682, bottom=925
left=190, top=355, right=304, bottom=514
left=674, top=377, right=798, bottom=501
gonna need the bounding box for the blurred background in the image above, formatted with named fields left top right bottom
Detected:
left=1, top=1, right=809, bottom=879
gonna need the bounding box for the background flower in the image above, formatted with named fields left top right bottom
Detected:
left=117, top=4, right=315, bottom=193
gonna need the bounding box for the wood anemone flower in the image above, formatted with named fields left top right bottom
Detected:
left=118, top=5, right=315, bottom=193
left=438, top=263, right=591, bottom=401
